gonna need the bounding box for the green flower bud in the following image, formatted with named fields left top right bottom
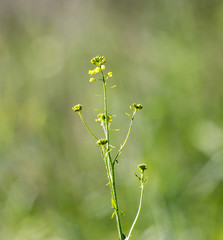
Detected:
left=138, top=163, right=147, bottom=173
left=91, top=56, right=106, bottom=67
left=95, top=113, right=112, bottom=123
left=132, top=103, right=143, bottom=111
left=96, top=138, right=108, bottom=146
left=72, top=104, right=83, bottom=113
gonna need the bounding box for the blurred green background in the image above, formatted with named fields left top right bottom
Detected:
left=1, top=0, right=223, bottom=239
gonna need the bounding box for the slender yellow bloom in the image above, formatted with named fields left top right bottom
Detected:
left=94, top=67, right=100, bottom=73
left=108, top=72, right=112, bottom=77
left=89, top=78, right=96, bottom=82
left=88, top=70, right=95, bottom=75
left=101, top=65, right=105, bottom=70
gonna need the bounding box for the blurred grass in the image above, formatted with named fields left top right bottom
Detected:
left=1, top=0, right=223, bottom=239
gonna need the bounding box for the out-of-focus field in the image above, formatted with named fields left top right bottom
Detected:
left=1, top=1, right=223, bottom=239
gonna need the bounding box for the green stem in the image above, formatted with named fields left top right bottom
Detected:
left=111, top=161, right=124, bottom=240
left=126, top=173, right=145, bottom=240
left=114, top=111, right=136, bottom=164
left=102, top=70, right=124, bottom=240
left=78, top=113, right=98, bottom=140
left=102, top=147, right=115, bottom=201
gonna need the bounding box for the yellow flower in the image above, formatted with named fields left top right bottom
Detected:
left=88, top=70, right=95, bottom=75
left=94, top=67, right=100, bottom=73
left=91, top=56, right=106, bottom=66
left=108, top=72, right=112, bottom=77
left=89, top=78, right=96, bottom=82
left=101, top=65, right=105, bottom=70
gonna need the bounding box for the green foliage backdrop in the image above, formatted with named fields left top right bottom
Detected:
left=0, top=0, right=223, bottom=239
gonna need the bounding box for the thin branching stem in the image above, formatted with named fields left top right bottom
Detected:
left=74, top=56, right=146, bottom=240
left=126, top=173, right=145, bottom=240
left=113, top=110, right=136, bottom=165
left=78, top=113, right=98, bottom=140
left=102, top=147, right=115, bottom=202
left=102, top=70, right=124, bottom=240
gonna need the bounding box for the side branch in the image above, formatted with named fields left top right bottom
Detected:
left=113, top=110, right=136, bottom=165
left=126, top=173, right=145, bottom=240
left=78, top=113, right=99, bottom=140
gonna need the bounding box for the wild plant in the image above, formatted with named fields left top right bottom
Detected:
left=72, top=56, right=147, bottom=240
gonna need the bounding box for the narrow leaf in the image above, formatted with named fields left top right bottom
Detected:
left=133, top=171, right=141, bottom=181
left=119, top=210, right=125, bottom=216
left=124, top=112, right=131, bottom=118
left=107, top=149, right=113, bottom=154
left=111, top=198, right=117, bottom=210
left=111, top=211, right=116, bottom=219
left=109, top=85, right=117, bottom=89
left=143, top=177, right=148, bottom=185
left=93, top=109, right=104, bottom=111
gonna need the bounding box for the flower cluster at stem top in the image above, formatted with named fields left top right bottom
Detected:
left=88, top=56, right=112, bottom=82
left=91, top=56, right=106, bottom=66
left=72, top=104, right=82, bottom=113
left=138, top=163, right=147, bottom=173
left=131, top=103, right=143, bottom=111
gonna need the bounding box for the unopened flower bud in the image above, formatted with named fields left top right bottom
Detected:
left=88, top=69, right=95, bottom=75
left=138, top=163, right=147, bottom=173
left=91, top=56, right=106, bottom=66
left=96, top=138, right=108, bottom=146
left=72, top=104, right=83, bottom=113
left=132, top=103, right=143, bottom=111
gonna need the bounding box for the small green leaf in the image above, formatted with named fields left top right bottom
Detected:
left=111, top=198, right=117, bottom=210
left=95, top=94, right=103, bottom=97
left=107, top=148, right=113, bottom=154
left=143, top=177, right=148, bottom=185
left=119, top=210, right=125, bottom=216
left=109, top=145, right=115, bottom=149
left=93, top=109, right=103, bottom=111
left=133, top=171, right=141, bottom=181
left=109, top=85, right=117, bottom=89
left=110, top=128, right=120, bottom=131
left=124, top=112, right=131, bottom=118
left=111, top=211, right=116, bottom=219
